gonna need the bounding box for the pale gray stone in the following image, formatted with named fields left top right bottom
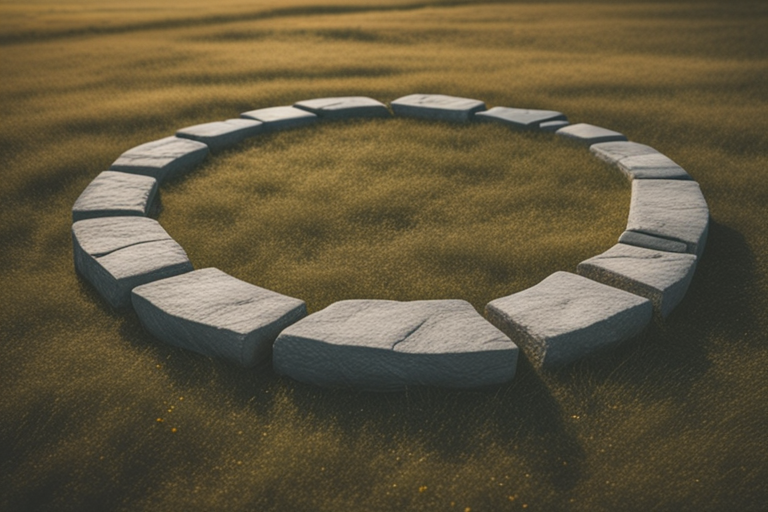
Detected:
left=486, top=272, right=652, bottom=369
left=616, top=153, right=691, bottom=181
left=626, top=179, right=709, bottom=258
left=273, top=299, right=518, bottom=391
left=240, top=105, right=317, bottom=131
left=72, top=216, right=172, bottom=257
left=590, top=141, right=659, bottom=165
left=474, top=106, right=567, bottom=129
left=132, top=268, right=307, bottom=367
left=72, top=171, right=158, bottom=222
left=390, top=94, right=486, bottom=122
left=176, top=119, right=263, bottom=153
left=294, top=96, right=391, bottom=119
left=577, top=244, right=698, bottom=318
left=618, top=231, right=688, bottom=253
left=539, top=120, right=570, bottom=132
left=110, top=136, right=209, bottom=183
left=556, top=123, right=627, bottom=144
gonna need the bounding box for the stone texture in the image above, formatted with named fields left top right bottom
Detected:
left=110, top=136, right=209, bottom=183
left=616, top=153, right=691, bottom=181
left=273, top=299, right=518, bottom=391
left=294, top=96, right=391, bottom=119
left=486, top=272, right=652, bottom=369
left=539, top=120, right=570, bottom=132
left=72, top=217, right=192, bottom=308
left=626, top=179, right=709, bottom=258
left=556, top=123, right=627, bottom=145
left=240, top=106, right=317, bottom=131
left=176, top=119, right=263, bottom=152
left=390, top=94, right=486, bottom=122
left=132, top=268, right=307, bottom=367
left=577, top=244, right=698, bottom=318
left=72, top=171, right=158, bottom=222
left=590, top=141, right=659, bottom=165
left=618, top=231, right=688, bottom=253
left=474, top=106, right=567, bottom=129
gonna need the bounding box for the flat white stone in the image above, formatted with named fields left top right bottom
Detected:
left=273, top=299, right=518, bottom=391
left=72, top=171, right=158, bottom=222
left=132, top=268, right=307, bottom=367
left=617, top=153, right=691, bottom=180
left=556, top=123, right=627, bottom=145
left=577, top=244, right=698, bottom=318
left=474, top=106, right=566, bottom=129
left=240, top=105, right=317, bottom=131
left=539, top=120, right=570, bottom=132
left=618, top=231, right=688, bottom=253
left=72, top=216, right=172, bottom=257
left=110, top=136, right=209, bottom=183
left=390, top=94, right=486, bottom=122
left=294, top=96, right=391, bottom=119
left=486, top=272, right=652, bottom=369
left=590, top=141, right=659, bottom=165
left=626, top=179, right=709, bottom=258
left=176, top=119, right=263, bottom=152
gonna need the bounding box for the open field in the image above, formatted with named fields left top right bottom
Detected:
left=1, top=1, right=767, bottom=510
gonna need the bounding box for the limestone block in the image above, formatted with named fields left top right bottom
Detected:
left=556, top=123, right=627, bottom=145
left=72, top=171, right=158, bottom=222
left=486, top=272, right=652, bottom=369
left=539, top=120, right=570, bottom=132
left=294, top=96, right=391, bottom=119
left=590, top=141, right=659, bottom=165
left=110, top=136, right=209, bottom=183
left=474, top=106, right=567, bottom=129
left=616, top=153, right=691, bottom=181
left=390, top=94, right=486, bottom=122
left=176, top=119, right=263, bottom=153
left=132, top=268, right=307, bottom=367
left=618, top=231, right=688, bottom=253
left=577, top=244, right=698, bottom=318
left=240, top=106, right=317, bottom=131
left=273, top=299, right=518, bottom=391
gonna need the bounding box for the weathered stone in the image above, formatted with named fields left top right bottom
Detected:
left=273, top=299, right=518, bottom=391
left=539, top=120, right=570, bottom=132
left=72, top=216, right=171, bottom=257
left=474, top=106, right=566, bottom=129
left=626, top=179, right=709, bottom=257
left=176, top=119, right=263, bottom=152
left=556, top=123, right=627, bottom=145
left=486, top=272, right=652, bottom=369
left=110, top=136, right=209, bottom=183
left=132, top=268, right=307, bottom=367
left=240, top=106, right=317, bottom=131
left=618, top=231, right=688, bottom=253
left=616, top=153, right=691, bottom=180
left=577, top=244, right=698, bottom=318
left=294, top=96, right=391, bottom=119
left=590, top=141, right=659, bottom=165
left=72, top=171, right=158, bottom=222
left=390, top=94, right=486, bottom=122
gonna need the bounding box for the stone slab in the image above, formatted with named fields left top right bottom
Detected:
left=616, top=153, right=691, bottom=181
left=556, top=123, right=627, bottom=145
left=626, top=179, right=709, bottom=258
left=72, top=216, right=172, bottom=257
left=72, top=171, right=158, bottom=222
left=294, top=96, right=391, bottom=119
left=590, top=141, right=659, bottom=165
left=390, top=94, right=486, bottom=122
left=618, top=231, right=688, bottom=253
left=273, top=299, right=518, bottom=391
left=539, top=120, right=570, bottom=132
left=132, top=268, right=307, bottom=367
left=176, top=119, right=263, bottom=153
left=577, top=243, right=698, bottom=318
left=240, top=106, right=318, bottom=131
left=474, top=106, right=567, bottom=129
left=110, top=136, right=209, bottom=183
left=486, top=272, right=652, bottom=369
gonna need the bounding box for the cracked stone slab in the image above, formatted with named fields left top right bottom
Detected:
left=616, top=153, right=692, bottom=181
left=132, top=268, right=307, bottom=367
left=72, top=171, right=158, bottom=222
left=590, top=141, right=660, bottom=165
left=626, top=179, right=709, bottom=258
left=294, top=96, right=391, bottom=119
left=618, top=231, right=688, bottom=253
left=240, top=106, right=318, bottom=131
left=577, top=244, right=698, bottom=318
left=390, top=94, right=486, bottom=122
left=486, top=272, right=652, bottom=369
left=73, top=217, right=192, bottom=308
left=474, top=106, right=567, bottom=130
left=176, top=119, right=263, bottom=153
left=110, top=136, right=209, bottom=183
left=273, top=299, right=518, bottom=391
left=556, top=123, right=627, bottom=145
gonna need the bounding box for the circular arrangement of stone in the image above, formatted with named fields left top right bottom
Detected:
left=71, top=94, right=709, bottom=391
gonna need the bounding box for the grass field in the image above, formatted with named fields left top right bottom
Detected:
left=1, top=1, right=767, bottom=511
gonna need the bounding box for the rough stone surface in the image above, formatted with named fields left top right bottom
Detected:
left=626, top=179, right=709, bottom=257
left=240, top=106, right=317, bottom=131
left=390, top=94, right=486, bottom=122
left=294, top=96, right=391, bottom=119
left=486, top=272, right=652, bottom=369
left=176, top=119, right=263, bottom=152
left=556, top=123, right=628, bottom=145
left=616, top=153, right=691, bottom=180
left=577, top=244, right=698, bottom=318
left=474, top=106, right=566, bottom=129
left=72, top=171, right=158, bottom=222
left=132, top=268, right=307, bottom=367
left=110, top=136, right=209, bottom=183
left=618, top=231, right=688, bottom=253
left=72, top=216, right=172, bottom=257
left=273, top=299, right=518, bottom=391
left=590, top=141, right=659, bottom=165
left=539, top=120, right=570, bottom=132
